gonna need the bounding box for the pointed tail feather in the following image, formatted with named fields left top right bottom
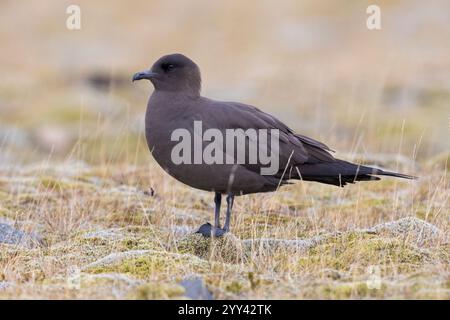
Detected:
left=340, top=160, right=418, bottom=180
left=376, top=170, right=417, bottom=180
left=294, top=159, right=417, bottom=187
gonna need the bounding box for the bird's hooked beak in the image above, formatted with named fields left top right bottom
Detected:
left=132, top=70, right=159, bottom=82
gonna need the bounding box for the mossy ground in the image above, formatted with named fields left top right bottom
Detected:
left=0, top=163, right=448, bottom=299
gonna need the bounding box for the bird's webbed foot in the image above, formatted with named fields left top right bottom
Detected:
left=196, top=223, right=228, bottom=237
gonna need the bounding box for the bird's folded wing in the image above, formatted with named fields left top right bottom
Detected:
left=197, top=99, right=336, bottom=175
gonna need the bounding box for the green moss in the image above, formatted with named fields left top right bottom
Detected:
left=130, top=282, right=186, bottom=299
left=37, top=176, right=94, bottom=193
left=247, top=271, right=261, bottom=290
left=118, top=236, right=165, bottom=251
left=225, top=280, right=245, bottom=294
left=76, top=227, right=167, bottom=252
left=315, top=282, right=386, bottom=299
left=86, top=251, right=210, bottom=279
left=103, top=256, right=165, bottom=276
left=298, top=232, right=432, bottom=274
left=0, top=205, right=11, bottom=217
left=364, top=198, right=391, bottom=207
left=38, top=177, right=65, bottom=190
left=177, top=233, right=245, bottom=263
left=44, top=107, right=85, bottom=123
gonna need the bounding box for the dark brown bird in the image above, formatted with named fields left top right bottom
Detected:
left=133, top=53, right=415, bottom=237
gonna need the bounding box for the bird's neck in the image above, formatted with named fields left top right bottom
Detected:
left=152, top=88, right=200, bottom=100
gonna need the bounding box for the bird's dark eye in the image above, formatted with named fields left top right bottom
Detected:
left=161, top=63, right=176, bottom=72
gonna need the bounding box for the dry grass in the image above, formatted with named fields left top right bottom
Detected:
left=0, top=0, right=449, bottom=299
left=0, top=159, right=447, bottom=299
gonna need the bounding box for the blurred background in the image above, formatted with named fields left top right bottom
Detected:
left=0, top=0, right=449, bottom=168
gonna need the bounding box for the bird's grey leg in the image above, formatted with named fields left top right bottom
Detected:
left=196, top=192, right=227, bottom=237
left=223, top=194, right=234, bottom=232
left=214, top=192, right=222, bottom=228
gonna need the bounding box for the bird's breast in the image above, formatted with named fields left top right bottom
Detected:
left=144, top=99, right=200, bottom=185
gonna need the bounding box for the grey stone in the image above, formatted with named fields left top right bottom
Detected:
left=0, top=223, right=41, bottom=247
left=363, top=217, right=443, bottom=246
left=0, top=281, right=13, bottom=290
left=180, top=276, right=214, bottom=300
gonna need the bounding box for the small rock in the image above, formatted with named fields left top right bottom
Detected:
left=180, top=276, right=214, bottom=300
left=364, top=217, right=443, bottom=246
left=0, top=223, right=41, bottom=248
left=0, top=281, right=13, bottom=290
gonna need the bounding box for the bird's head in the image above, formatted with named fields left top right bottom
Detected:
left=133, top=53, right=201, bottom=97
